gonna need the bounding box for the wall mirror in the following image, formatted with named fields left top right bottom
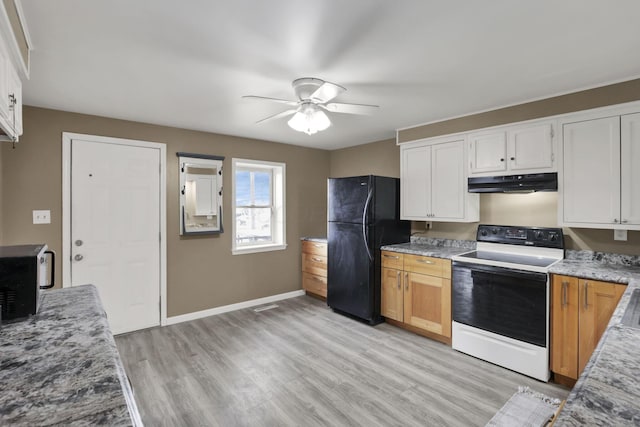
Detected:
left=177, top=152, right=224, bottom=235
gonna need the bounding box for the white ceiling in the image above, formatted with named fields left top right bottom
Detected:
left=18, top=0, right=640, bottom=150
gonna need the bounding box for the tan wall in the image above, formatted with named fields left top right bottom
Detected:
left=398, top=79, right=640, bottom=143
left=329, top=138, right=399, bottom=178
left=412, top=193, right=640, bottom=255
left=1, top=106, right=330, bottom=317
left=329, top=136, right=640, bottom=255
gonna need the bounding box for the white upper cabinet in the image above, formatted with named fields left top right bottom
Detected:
left=0, top=46, right=9, bottom=123
left=401, top=138, right=479, bottom=222
left=620, top=112, right=640, bottom=226
left=509, top=123, right=554, bottom=171
left=401, top=143, right=431, bottom=220
left=561, top=116, right=620, bottom=227
left=468, top=121, right=556, bottom=177
left=559, top=111, right=640, bottom=230
left=0, top=2, right=29, bottom=142
left=7, top=62, right=22, bottom=136
left=469, top=132, right=507, bottom=174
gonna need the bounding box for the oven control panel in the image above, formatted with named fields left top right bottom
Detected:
left=476, top=225, right=564, bottom=249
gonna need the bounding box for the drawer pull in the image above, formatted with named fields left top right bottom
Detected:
left=584, top=281, right=589, bottom=309
left=383, top=254, right=400, bottom=259
left=311, top=257, right=323, bottom=262
left=416, top=259, right=435, bottom=265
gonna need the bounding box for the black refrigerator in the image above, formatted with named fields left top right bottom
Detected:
left=327, top=175, right=410, bottom=324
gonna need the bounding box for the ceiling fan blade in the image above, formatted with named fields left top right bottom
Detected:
left=255, top=109, right=297, bottom=124
left=323, top=102, right=379, bottom=115
left=310, top=81, right=346, bottom=103
left=242, top=95, right=299, bottom=106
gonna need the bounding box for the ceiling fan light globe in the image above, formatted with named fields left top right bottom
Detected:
left=287, top=109, right=331, bottom=135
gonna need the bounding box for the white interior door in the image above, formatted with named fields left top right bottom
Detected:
left=71, top=138, right=161, bottom=334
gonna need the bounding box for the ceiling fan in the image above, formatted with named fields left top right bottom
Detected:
left=243, top=77, right=379, bottom=135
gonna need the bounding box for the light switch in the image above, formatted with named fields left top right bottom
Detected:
left=33, top=210, right=51, bottom=224
left=614, top=229, right=628, bottom=241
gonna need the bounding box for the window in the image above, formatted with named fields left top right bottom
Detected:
left=232, top=158, right=286, bottom=254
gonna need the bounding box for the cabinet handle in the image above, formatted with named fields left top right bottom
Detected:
left=621, top=219, right=628, bottom=224
left=584, top=281, right=589, bottom=309
left=500, top=158, right=505, bottom=162
left=311, top=257, right=323, bottom=262
left=405, top=273, right=409, bottom=291
left=510, top=157, right=515, bottom=161
left=416, top=259, right=435, bottom=265
left=396, top=271, right=401, bottom=290
left=561, top=281, right=568, bottom=307
left=384, top=254, right=400, bottom=259
left=613, top=219, right=619, bottom=223
left=313, top=244, right=324, bottom=248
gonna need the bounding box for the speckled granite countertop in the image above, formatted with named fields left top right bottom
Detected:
left=0, top=285, right=142, bottom=426
left=381, top=236, right=475, bottom=259
left=301, top=236, right=327, bottom=243
left=550, top=251, right=640, bottom=426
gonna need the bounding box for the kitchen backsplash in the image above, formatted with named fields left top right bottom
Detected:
left=564, top=250, right=640, bottom=267
left=410, top=235, right=476, bottom=249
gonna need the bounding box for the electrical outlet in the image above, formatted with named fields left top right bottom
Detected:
left=614, top=229, right=628, bottom=241
left=425, top=221, right=432, bottom=230
left=33, top=210, right=51, bottom=224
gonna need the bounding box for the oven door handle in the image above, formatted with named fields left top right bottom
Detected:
left=452, top=261, right=548, bottom=283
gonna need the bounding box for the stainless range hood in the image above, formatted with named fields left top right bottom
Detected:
left=468, top=173, right=558, bottom=193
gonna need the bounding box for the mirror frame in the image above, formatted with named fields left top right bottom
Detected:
left=177, top=152, right=225, bottom=235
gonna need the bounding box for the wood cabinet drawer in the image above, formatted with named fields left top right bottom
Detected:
left=381, top=251, right=404, bottom=269
left=303, top=272, right=327, bottom=297
left=302, top=253, right=327, bottom=276
left=302, top=240, right=327, bottom=256
left=404, top=254, right=450, bottom=279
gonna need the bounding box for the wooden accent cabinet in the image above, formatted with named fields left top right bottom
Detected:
left=381, top=250, right=452, bottom=342
left=301, top=241, right=327, bottom=298
left=551, top=274, right=625, bottom=381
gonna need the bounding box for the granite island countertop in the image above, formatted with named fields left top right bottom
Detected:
left=0, top=285, right=142, bottom=426
left=549, top=252, right=640, bottom=426
left=381, top=237, right=475, bottom=259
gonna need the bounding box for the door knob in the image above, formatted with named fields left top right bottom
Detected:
left=75, top=239, right=83, bottom=246
left=74, top=254, right=84, bottom=261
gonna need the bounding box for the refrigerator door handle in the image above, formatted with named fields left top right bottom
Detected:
left=362, top=186, right=374, bottom=261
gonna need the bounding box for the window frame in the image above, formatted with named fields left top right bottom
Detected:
left=232, top=158, right=286, bottom=255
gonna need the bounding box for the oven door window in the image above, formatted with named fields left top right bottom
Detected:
left=452, top=262, right=548, bottom=347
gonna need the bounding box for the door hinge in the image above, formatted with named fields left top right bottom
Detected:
left=159, top=231, right=162, bottom=242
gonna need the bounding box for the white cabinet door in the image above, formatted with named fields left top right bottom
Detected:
left=401, top=143, right=431, bottom=220
left=469, top=132, right=507, bottom=174
left=562, top=116, right=620, bottom=225
left=432, top=141, right=465, bottom=219
left=7, top=64, right=21, bottom=136
left=0, top=46, right=9, bottom=122
left=508, top=123, right=554, bottom=171
left=621, top=113, right=640, bottom=226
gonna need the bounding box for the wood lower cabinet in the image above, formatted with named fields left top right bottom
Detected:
left=381, top=251, right=452, bottom=343
left=551, top=274, right=625, bottom=382
left=301, top=240, right=327, bottom=298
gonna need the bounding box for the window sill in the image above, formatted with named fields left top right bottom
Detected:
left=232, top=243, right=287, bottom=255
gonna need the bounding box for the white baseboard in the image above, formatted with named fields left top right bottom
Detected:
left=163, top=289, right=306, bottom=326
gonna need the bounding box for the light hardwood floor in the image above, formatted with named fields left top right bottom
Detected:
left=116, top=295, right=569, bottom=426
